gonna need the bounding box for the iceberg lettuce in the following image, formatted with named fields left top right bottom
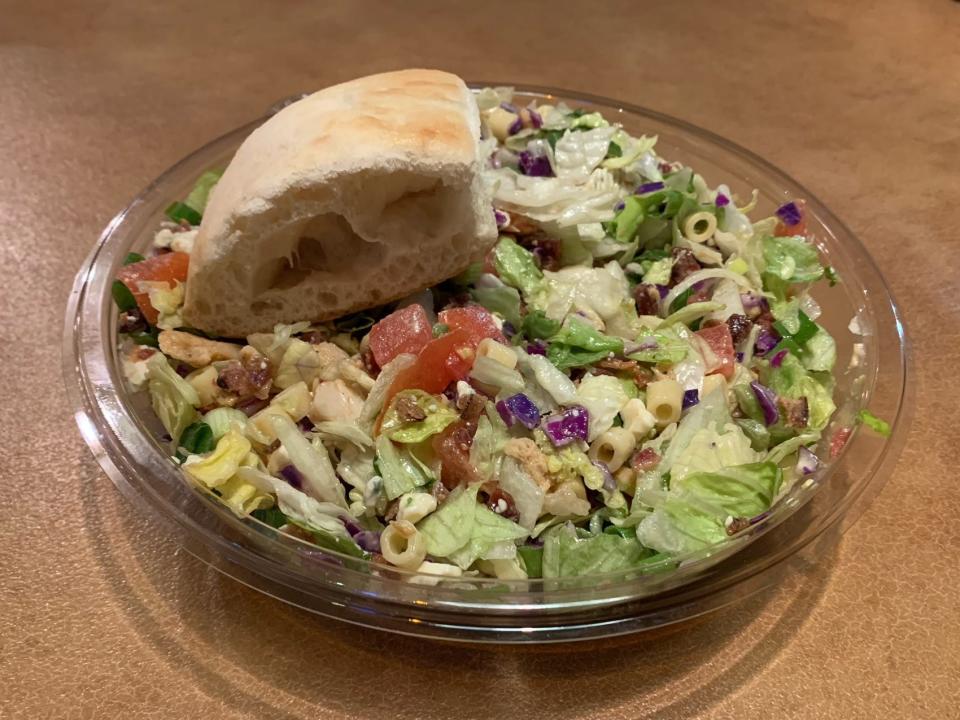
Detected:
left=380, top=390, right=458, bottom=444
left=541, top=523, right=651, bottom=577
left=417, top=484, right=528, bottom=569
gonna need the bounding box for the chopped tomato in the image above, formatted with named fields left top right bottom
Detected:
left=382, top=309, right=503, bottom=412
left=829, top=426, right=852, bottom=459
left=695, top=323, right=735, bottom=380
left=368, top=304, right=433, bottom=368
left=774, top=199, right=807, bottom=237
left=386, top=328, right=477, bottom=397
left=438, top=304, right=506, bottom=343
left=116, top=252, right=190, bottom=325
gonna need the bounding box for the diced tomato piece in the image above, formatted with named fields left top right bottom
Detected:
left=379, top=307, right=505, bottom=420
left=829, top=426, right=852, bottom=459
left=116, top=252, right=190, bottom=325
left=775, top=199, right=807, bottom=237
left=386, top=328, right=476, bottom=397
left=368, top=304, right=433, bottom=367
left=695, top=323, right=735, bottom=380
left=439, top=304, right=505, bottom=343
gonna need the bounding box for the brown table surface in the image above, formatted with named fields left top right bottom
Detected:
left=3, top=1, right=959, bottom=717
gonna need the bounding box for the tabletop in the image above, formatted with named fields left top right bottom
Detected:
left=2, top=0, right=959, bottom=718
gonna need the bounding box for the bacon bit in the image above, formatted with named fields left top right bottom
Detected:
left=594, top=358, right=639, bottom=373
left=726, top=313, right=752, bottom=346
left=631, top=447, right=662, bottom=472
left=395, top=395, right=427, bottom=422
left=780, top=396, right=810, bottom=428
left=631, top=364, right=655, bottom=389
left=726, top=517, right=751, bottom=535
left=218, top=347, right=273, bottom=400
left=432, top=394, right=486, bottom=490
left=134, top=347, right=156, bottom=361
left=670, top=247, right=701, bottom=285
left=634, top=283, right=661, bottom=316
left=504, top=213, right=540, bottom=235
left=479, top=482, right=520, bottom=521
left=830, top=426, right=853, bottom=459
left=520, top=232, right=562, bottom=272
left=235, top=396, right=269, bottom=417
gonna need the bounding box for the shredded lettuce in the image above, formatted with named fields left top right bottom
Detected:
left=521, top=352, right=579, bottom=405
left=670, top=422, right=763, bottom=483
left=471, top=285, right=523, bottom=328
left=553, top=126, right=619, bottom=180
left=469, top=356, right=525, bottom=395
left=470, top=414, right=507, bottom=480
left=542, top=524, right=652, bottom=577
left=202, top=407, right=248, bottom=441
left=636, top=461, right=781, bottom=554
left=498, top=457, right=545, bottom=529
left=546, top=318, right=624, bottom=370
left=183, top=169, right=223, bottom=215
left=182, top=428, right=251, bottom=488
left=492, top=236, right=544, bottom=298
left=628, top=327, right=690, bottom=366
left=380, top=390, right=458, bottom=444
left=146, top=353, right=199, bottom=443
left=375, top=434, right=432, bottom=500
left=765, top=354, right=836, bottom=430
left=575, top=374, right=629, bottom=441
left=271, top=414, right=347, bottom=507
left=417, top=485, right=528, bottom=569
left=763, top=234, right=825, bottom=294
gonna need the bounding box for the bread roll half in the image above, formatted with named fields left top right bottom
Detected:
left=183, top=69, right=496, bottom=337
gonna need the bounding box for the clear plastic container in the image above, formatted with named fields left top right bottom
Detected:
left=63, top=85, right=909, bottom=643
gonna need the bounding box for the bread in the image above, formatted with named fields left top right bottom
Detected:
left=182, top=69, right=496, bottom=337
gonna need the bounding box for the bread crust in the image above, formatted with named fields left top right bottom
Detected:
left=183, top=69, right=495, bottom=337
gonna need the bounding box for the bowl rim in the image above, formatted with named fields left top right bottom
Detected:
left=63, top=82, right=909, bottom=640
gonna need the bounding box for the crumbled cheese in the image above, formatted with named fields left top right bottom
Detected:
left=154, top=227, right=199, bottom=254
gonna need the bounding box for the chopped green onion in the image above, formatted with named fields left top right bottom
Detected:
left=605, top=141, right=622, bottom=159
left=774, top=310, right=819, bottom=346
left=825, top=266, right=841, bottom=286
left=432, top=323, right=449, bottom=338
left=251, top=506, right=288, bottom=529
left=111, top=280, right=137, bottom=312
left=129, top=328, right=159, bottom=347
left=521, top=310, right=561, bottom=340
left=165, top=201, right=202, bottom=225
left=857, top=409, right=891, bottom=437
left=123, top=252, right=146, bottom=265
left=517, top=545, right=543, bottom=578
left=179, top=421, right=216, bottom=455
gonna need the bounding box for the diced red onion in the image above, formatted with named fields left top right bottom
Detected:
left=280, top=464, right=306, bottom=490
left=796, top=446, right=820, bottom=475
left=526, top=341, right=547, bottom=356
left=776, top=201, right=803, bottom=227
left=614, top=200, right=625, bottom=212
left=735, top=351, right=745, bottom=362
left=636, top=181, right=665, bottom=194
left=771, top=349, right=788, bottom=367
left=740, top=292, right=768, bottom=311
left=527, top=107, right=543, bottom=128
left=750, top=382, right=780, bottom=426
left=542, top=406, right=589, bottom=447
left=508, top=116, right=523, bottom=135
left=591, top=461, right=616, bottom=493
left=502, top=321, right=517, bottom=339
left=500, top=101, right=518, bottom=113
left=715, top=193, right=730, bottom=207
left=352, top=530, right=381, bottom=554
left=518, top=151, right=553, bottom=177
left=297, top=416, right=315, bottom=432
left=497, top=393, right=541, bottom=429
left=494, top=208, right=509, bottom=228
left=682, top=389, right=700, bottom=409
left=656, top=284, right=670, bottom=299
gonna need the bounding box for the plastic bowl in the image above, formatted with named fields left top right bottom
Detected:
left=64, top=85, right=908, bottom=643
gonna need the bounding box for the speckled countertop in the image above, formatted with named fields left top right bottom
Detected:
left=2, top=1, right=959, bottom=717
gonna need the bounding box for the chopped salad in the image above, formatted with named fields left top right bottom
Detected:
left=114, top=88, right=874, bottom=582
